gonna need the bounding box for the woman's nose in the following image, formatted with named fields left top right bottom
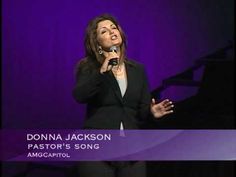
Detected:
left=109, top=29, right=114, bottom=34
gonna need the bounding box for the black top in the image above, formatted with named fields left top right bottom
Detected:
left=73, top=58, right=152, bottom=129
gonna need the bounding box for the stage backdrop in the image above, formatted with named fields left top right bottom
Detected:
left=2, top=0, right=234, bottom=128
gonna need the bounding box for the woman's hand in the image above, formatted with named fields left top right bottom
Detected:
left=150, top=98, right=174, bottom=119
left=100, top=51, right=119, bottom=73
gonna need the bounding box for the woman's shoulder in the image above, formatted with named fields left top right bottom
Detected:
left=76, top=57, right=91, bottom=67
left=125, top=58, right=145, bottom=70
left=75, top=57, right=100, bottom=72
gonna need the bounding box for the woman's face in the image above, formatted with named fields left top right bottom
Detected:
left=96, top=20, right=122, bottom=50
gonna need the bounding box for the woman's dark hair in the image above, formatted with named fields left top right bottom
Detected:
left=84, top=14, right=127, bottom=64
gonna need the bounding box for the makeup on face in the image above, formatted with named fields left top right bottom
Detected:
left=96, top=20, right=122, bottom=49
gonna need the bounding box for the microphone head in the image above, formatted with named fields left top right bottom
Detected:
left=108, top=46, right=119, bottom=66
left=109, top=46, right=118, bottom=53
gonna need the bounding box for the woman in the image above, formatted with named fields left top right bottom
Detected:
left=73, top=14, right=174, bottom=177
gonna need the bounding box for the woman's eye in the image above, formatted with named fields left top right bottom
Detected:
left=112, top=26, right=117, bottom=29
left=101, top=31, right=106, bottom=34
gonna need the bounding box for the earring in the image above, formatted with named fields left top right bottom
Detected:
left=98, top=46, right=103, bottom=55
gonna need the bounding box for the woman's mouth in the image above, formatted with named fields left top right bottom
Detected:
left=111, top=35, right=118, bottom=40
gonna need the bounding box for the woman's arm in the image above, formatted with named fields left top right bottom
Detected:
left=137, top=64, right=174, bottom=120
left=72, top=62, right=104, bottom=103
left=137, top=65, right=152, bottom=121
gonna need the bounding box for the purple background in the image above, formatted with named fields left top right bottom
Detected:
left=2, top=0, right=234, bottom=128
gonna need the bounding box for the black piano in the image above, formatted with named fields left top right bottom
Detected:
left=146, top=43, right=234, bottom=129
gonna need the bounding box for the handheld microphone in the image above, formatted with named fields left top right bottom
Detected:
left=108, top=46, right=118, bottom=66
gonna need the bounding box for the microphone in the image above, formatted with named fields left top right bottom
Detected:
left=108, top=46, right=118, bottom=66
